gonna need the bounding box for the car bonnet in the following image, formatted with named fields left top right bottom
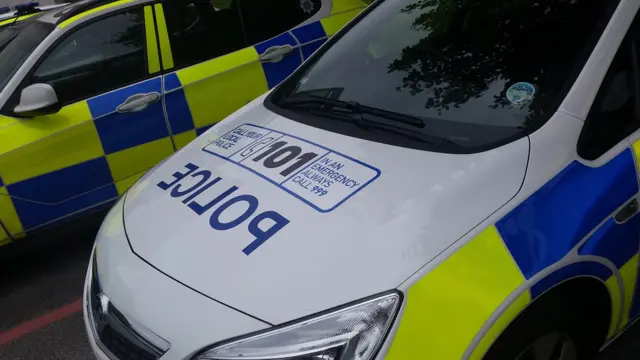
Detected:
left=122, top=98, right=530, bottom=325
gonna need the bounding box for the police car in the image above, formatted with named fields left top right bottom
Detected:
left=0, top=0, right=366, bottom=246
left=0, top=2, right=67, bottom=29
left=83, top=0, right=640, bottom=359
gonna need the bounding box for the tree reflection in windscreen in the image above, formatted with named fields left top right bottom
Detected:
left=289, top=0, right=608, bottom=147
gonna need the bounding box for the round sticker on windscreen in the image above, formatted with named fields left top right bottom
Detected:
left=506, top=82, right=536, bottom=105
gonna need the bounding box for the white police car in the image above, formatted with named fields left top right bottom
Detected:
left=84, top=0, right=640, bottom=359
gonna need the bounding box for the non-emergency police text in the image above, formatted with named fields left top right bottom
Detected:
left=203, top=124, right=381, bottom=212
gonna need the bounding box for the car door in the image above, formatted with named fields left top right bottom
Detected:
left=575, top=20, right=640, bottom=335
left=157, top=0, right=357, bottom=149
left=0, top=5, right=172, bottom=240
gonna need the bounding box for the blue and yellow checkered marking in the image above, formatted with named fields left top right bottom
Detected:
left=0, top=4, right=365, bottom=241
left=291, top=21, right=329, bottom=60
left=164, top=74, right=195, bottom=134
left=0, top=76, right=174, bottom=239
left=389, top=146, right=640, bottom=358
left=386, top=226, right=529, bottom=360
left=494, top=147, right=640, bottom=338
left=91, top=77, right=169, bottom=154
left=158, top=8, right=362, bottom=139
left=255, top=32, right=303, bottom=89
left=496, top=149, right=638, bottom=279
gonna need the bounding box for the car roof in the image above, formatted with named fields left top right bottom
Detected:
left=37, top=0, right=152, bottom=26
left=0, top=3, right=67, bottom=22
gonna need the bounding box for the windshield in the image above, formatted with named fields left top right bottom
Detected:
left=0, top=20, right=53, bottom=91
left=270, top=0, right=616, bottom=152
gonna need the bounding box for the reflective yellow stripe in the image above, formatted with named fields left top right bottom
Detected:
left=0, top=101, right=103, bottom=184
left=153, top=4, right=174, bottom=70
left=58, top=0, right=134, bottom=29
left=618, top=254, right=638, bottom=329
left=0, top=17, right=16, bottom=27
left=173, top=130, right=197, bottom=150
left=330, top=0, right=367, bottom=14
left=106, top=137, right=173, bottom=182
left=605, top=274, right=622, bottom=339
left=0, top=115, right=18, bottom=128
left=176, top=47, right=268, bottom=128
left=115, top=172, right=144, bottom=195
left=0, top=225, right=10, bottom=246
left=385, top=226, right=526, bottom=360
left=176, top=46, right=259, bottom=86
left=469, top=290, right=530, bottom=360
left=320, top=8, right=362, bottom=36
left=144, top=6, right=160, bottom=74
left=0, top=189, right=23, bottom=237
left=16, top=13, right=40, bottom=21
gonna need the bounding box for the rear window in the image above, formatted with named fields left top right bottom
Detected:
left=269, top=0, right=618, bottom=153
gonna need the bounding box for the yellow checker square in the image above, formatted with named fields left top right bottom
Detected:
left=174, top=130, right=197, bottom=150
left=0, top=226, right=10, bottom=246
left=106, top=137, right=174, bottom=182
left=617, top=254, right=638, bottom=329
left=144, top=6, right=161, bottom=74
left=179, top=61, right=268, bottom=129
left=321, top=9, right=361, bottom=36
left=386, top=226, right=525, bottom=360
left=0, top=189, right=24, bottom=237
left=58, top=0, right=134, bottom=29
left=177, top=47, right=260, bottom=87
left=330, top=0, right=367, bottom=14
left=154, top=3, right=174, bottom=70
left=0, top=102, right=104, bottom=185
left=470, top=290, right=531, bottom=360
left=116, top=173, right=144, bottom=195
left=605, top=274, right=622, bottom=339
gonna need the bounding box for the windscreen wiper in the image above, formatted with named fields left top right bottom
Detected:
left=278, top=94, right=464, bottom=149
left=278, top=94, right=425, bottom=128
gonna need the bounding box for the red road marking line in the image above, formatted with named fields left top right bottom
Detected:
left=0, top=299, right=82, bottom=345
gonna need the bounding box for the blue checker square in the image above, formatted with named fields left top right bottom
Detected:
left=7, top=157, right=117, bottom=230
left=165, top=89, right=195, bottom=134
left=496, top=149, right=638, bottom=279
left=291, top=21, right=326, bottom=44
left=530, top=261, right=612, bottom=299
left=301, top=39, right=326, bottom=60
left=255, top=32, right=302, bottom=89
left=164, top=73, right=182, bottom=92
left=7, top=157, right=113, bottom=203
left=196, top=124, right=213, bottom=136
left=88, top=77, right=169, bottom=154
left=11, top=185, right=118, bottom=230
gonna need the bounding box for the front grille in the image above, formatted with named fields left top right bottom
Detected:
left=89, top=256, right=169, bottom=360
left=101, top=325, right=157, bottom=360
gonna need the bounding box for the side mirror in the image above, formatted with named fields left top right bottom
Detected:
left=14, top=83, right=61, bottom=117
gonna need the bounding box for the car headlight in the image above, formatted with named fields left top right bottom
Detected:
left=196, top=292, right=401, bottom=360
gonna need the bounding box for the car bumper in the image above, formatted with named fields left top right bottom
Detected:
left=82, top=198, right=270, bottom=360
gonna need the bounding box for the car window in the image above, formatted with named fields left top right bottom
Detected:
left=0, top=21, right=53, bottom=92
left=30, top=9, right=146, bottom=106
left=239, top=0, right=321, bottom=45
left=578, top=33, right=639, bottom=160
left=270, top=0, right=619, bottom=154
left=163, top=0, right=245, bottom=69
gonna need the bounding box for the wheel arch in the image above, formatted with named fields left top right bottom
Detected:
left=469, top=275, right=612, bottom=360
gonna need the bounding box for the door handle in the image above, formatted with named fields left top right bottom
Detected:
left=259, top=45, right=294, bottom=63
left=615, top=199, right=638, bottom=223
left=116, top=92, right=160, bottom=113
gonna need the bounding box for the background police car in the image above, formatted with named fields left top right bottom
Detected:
left=84, top=0, right=640, bottom=359
left=0, top=0, right=366, bottom=246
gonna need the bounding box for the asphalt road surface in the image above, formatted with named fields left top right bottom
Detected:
left=0, top=215, right=639, bottom=360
